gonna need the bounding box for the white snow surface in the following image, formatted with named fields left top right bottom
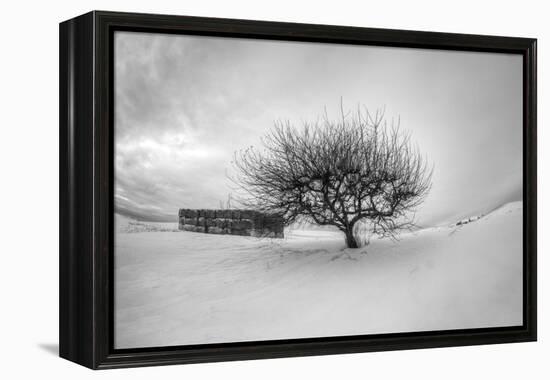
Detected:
left=115, top=202, right=523, bottom=348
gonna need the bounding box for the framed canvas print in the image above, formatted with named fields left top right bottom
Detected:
left=59, top=11, right=537, bottom=369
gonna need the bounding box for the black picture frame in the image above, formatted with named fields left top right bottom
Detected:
left=59, top=10, right=537, bottom=369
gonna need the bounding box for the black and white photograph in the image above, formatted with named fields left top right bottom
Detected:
left=113, top=30, right=524, bottom=349
left=1, top=0, right=548, bottom=375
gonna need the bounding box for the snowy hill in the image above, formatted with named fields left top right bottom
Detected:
left=115, top=201, right=523, bottom=348
left=116, top=214, right=179, bottom=233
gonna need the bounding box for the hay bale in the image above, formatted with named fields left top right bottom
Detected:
left=240, top=210, right=259, bottom=220
left=220, top=210, right=232, bottom=219
left=208, top=226, right=223, bottom=234
left=231, top=219, right=252, bottom=232
left=185, top=217, right=198, bottom=226
left=215, top=219, right=227, bottom=228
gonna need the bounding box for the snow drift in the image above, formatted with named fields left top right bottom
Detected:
left=115, top=202, right=523, bottom=348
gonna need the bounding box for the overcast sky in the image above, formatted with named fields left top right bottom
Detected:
left=114, top=31, right=522, bottom=226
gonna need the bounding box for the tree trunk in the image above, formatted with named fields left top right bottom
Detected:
left=344, top=229, right=359, bottom=248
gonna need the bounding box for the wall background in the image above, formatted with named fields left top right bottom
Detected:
left=0, top=0, right=546, bottom=378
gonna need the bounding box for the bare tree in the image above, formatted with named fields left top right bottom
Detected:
left=232, top=105, right=432, bottom=248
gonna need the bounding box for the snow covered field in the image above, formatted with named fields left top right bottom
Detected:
left=114, top=202, right=523, bottom=349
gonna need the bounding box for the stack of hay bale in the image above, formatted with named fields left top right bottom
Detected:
left=178, top=209, right=284, bottom=238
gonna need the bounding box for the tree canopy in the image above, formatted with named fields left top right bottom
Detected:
left=232, top=106, right=432, bottom=248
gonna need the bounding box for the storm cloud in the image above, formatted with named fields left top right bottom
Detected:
left=115, top=31, right=522, bottom=225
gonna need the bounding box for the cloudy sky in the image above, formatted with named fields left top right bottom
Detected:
left=114, top=31, right=523, bottom=226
